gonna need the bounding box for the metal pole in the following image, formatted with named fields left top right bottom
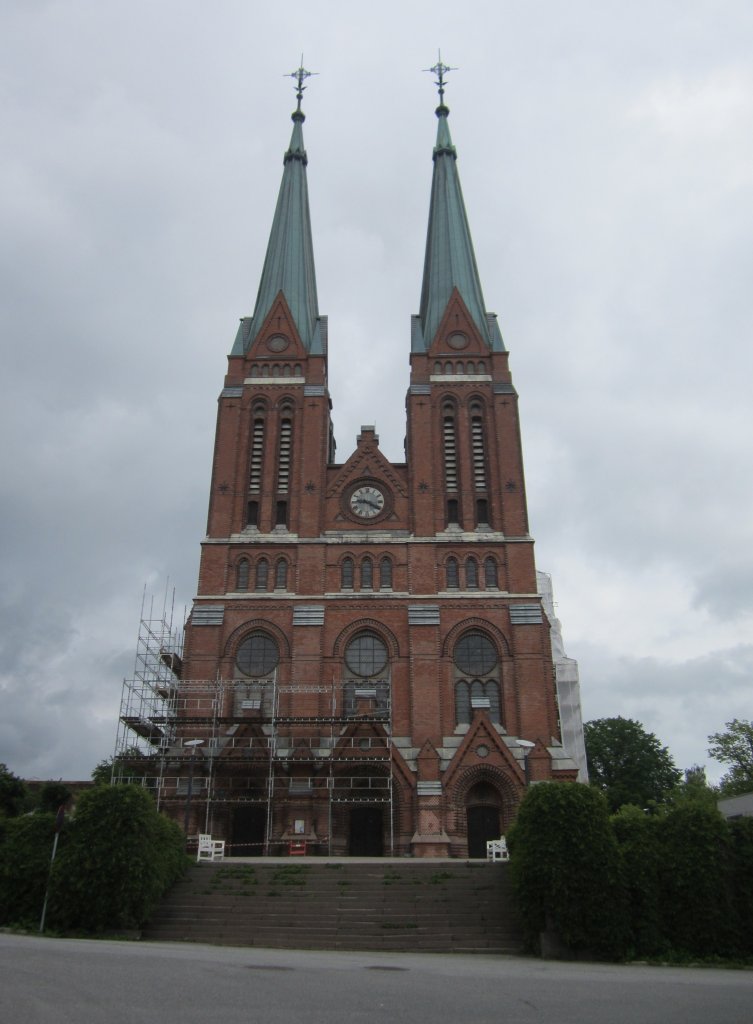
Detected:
left=39, top=832, right=60, bottom=933
left=183, top=756, right=195, bottom=836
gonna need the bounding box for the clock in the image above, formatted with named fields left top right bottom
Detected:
left=349, top=484, right=386, bottom=519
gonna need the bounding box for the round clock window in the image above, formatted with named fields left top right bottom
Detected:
left=349, top=484, right=386, bottom=519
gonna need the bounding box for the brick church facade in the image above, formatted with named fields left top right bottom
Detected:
left=126, top=65, right=582, bottom=857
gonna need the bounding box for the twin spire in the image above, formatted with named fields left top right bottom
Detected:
left=241, top=60, right=500, bottom=356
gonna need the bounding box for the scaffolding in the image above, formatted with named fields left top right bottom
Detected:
left=114, top=602, right=395, bottom=855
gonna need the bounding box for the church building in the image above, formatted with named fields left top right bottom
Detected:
left=117, top=63, right=584, bottom=858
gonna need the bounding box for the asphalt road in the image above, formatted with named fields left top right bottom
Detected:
left=1, top=933, right=752, bottom=1024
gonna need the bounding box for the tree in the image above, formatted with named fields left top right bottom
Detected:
left=667, top=765, right=719, bottom=812
left=37, top=781, right=72, bottom=814
left=91, top=747, right=151, bottom=786
left=0, top=763, right=27, bottom=818
left=584, top=717, right=681, bottom=812
left=708, top=719, right=753, bottom=796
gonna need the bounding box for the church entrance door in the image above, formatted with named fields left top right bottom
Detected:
left=466, top=804, right=500, bottom=859
left=231, top=805, right=266, bottom=856
left=349, top=806, right=383, bottom=856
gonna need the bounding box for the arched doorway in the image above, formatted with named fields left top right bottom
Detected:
left=465, top=781, right=502, bottom=858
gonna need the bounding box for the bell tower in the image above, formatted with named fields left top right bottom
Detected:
left=123, top=61, right=584, bottom=858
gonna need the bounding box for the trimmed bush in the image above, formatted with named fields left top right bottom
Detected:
left=0, top=812, right=59, bottom=927
left=658, top=804, right=733, bottom=958
left=47, top=784, right=186, bottom=933
left=509, top=782, right=627, bottom=958
left=727, top=817, right=753, bottom=957
left=611, top=805, right=664, bottom=957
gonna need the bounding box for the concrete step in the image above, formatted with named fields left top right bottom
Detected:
left=142, top=859, right=523, bottom=954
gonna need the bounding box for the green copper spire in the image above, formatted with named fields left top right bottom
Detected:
left=416, top=58, right=502, bottom=352
left=235, top=63, right=323, bottom=355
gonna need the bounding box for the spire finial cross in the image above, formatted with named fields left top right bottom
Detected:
left=424, top=50, right=457, bottom=105
left=285, top=56, right=318, bottom=113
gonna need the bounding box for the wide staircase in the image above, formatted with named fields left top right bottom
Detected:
left=142, top=859, right=523, bottom=953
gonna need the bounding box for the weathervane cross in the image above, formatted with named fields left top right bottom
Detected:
left=285, top=56, right=318, bottom=112
left=424, top=50, right=457, bottom=104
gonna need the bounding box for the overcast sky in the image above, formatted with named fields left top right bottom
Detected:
left=1, top=1, right=751, bottom=784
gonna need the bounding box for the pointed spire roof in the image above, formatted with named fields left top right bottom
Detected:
left=234, top=64, right=322, bottom=355
left=416, top=60, right=503, bottom=352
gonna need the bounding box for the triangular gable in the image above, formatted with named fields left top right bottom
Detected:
left=443, top=715, right=525, bottom=790
left=246, top=291, right=307, bottom=360
left=326, top=430, right=407, bottom=499
left=426, top=287, right=490, bottom=357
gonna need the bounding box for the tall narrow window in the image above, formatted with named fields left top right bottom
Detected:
left=476, top=499, right=488, bottom=525
left=277, top=415, right=293, bottom=493
left=379, top=556, right=392, bottom=590
left=446, top=557, right=459, bottom=589
left=236, top=558, right=250, bottom=591
left=443, top=406, right=458, bottom=492
left=466, top=558, right=479, bottom=590
left=484, top=556, right=498, bottom=589
left=255, top=558, right=269, bottom=591
left=361, top=556, right=373, bottom=590
left=471, top=407, right=487, bottom=491
left=249, top=417, right=265, bottom=492
left=341, top=557, right=354, bottom=590
left=275, top=558, right=288, bottom=590
left=246, top=500, right=259, bottom=528
left=275, top=500, right=287, bottom=527
left=447, top=498, right=459, bottom=525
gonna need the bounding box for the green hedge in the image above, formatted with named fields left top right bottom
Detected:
left=0, top=812, right=59, bottom=927
left=611, top=805, right=664, bottom=957
left=509, top=784, right=753, bottom=961
left=0, top=785, right=186, bottom=933
left=508, top=783, right=627, bottom=958
left=658, top=805, right=734, bottom=958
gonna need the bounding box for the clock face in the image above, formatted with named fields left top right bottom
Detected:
left=349, top=485, right=385, bottom=519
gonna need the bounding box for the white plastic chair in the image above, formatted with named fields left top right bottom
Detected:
left=197, top=833, right=225, bottom=862
left=486, top=837, right=510, bottom=862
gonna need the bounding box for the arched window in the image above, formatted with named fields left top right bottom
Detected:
left=236, top=558, right=250, bottom=591
left=361, top=557, right=373, bottom=590
left=443, top=401, right=459, bottom=526
left=484, top=557, right=498, bottom=589
left=341, top=557, right=354, bottom=590
left=277, top=411, right=293, bottom=494
left=446, top=557, right=459, bottom=589
left=455, top=681, right=471, bottom=724
left=342, top=631, right=390, bottom=717
left=466, top=558, right=479, bottom=590
left=453, top=631, right=502, bottom=726
left=255, top=558, right=269, bottom=591
left=249, top=416, right=265, bottom=493
left=470, top=402, right=487, bottom=494
left=379, top=556, right=392, bottom=590
left=275, top=558, right=288, bottom=590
